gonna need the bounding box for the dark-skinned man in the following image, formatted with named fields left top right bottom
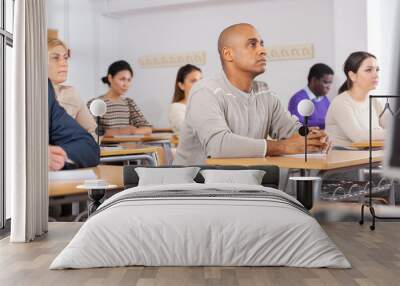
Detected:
left=174, top=23, right=328, bottom=165
left=288, top=63, right=334, bottom=130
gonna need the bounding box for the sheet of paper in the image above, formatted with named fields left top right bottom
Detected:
left=151, top=132, right=173, bottom=138
left=282, top=153, right=327, bottom=158
left=49, top=169, right=97, bottom=181
left=113, top=134, right=145, bottom=139
left=101, top=146, right=125, bottom=151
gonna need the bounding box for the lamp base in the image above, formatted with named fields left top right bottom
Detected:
left=87, top=188, right=106, bottom=216
left=289, top=176, right=321, bottom=210
left=296, top=180, right=313, bottom=210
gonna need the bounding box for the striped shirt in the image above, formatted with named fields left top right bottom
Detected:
left=87, top=95, right=151, bottom=132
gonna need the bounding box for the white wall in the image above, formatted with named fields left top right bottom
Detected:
left=333, top=0, right=368, bottom=91
left=333, top=0, right=400, bottom=95
left=368, top=0, right=400, bottom=94
left=117, top=0, right=336, bottom=127
left=47, top=0, right=119, bottom=101
left=47, top=0, right=400, bottom=128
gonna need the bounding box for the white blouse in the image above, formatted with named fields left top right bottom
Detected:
left=168, top=102, right=186, bottom=134
left=325, top=91, right=386, bottom=147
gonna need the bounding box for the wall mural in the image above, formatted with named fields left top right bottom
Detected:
left=138, top=51, right=206, bottom=68
left=266, top=43, right=314, bottom=61
left=137, top=43, right=313, bottom=68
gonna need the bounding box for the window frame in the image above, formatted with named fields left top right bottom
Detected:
left=0, top=0, right=14, bottom=231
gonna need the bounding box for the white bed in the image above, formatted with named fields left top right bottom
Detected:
left=50, top=183, right=351, bottom=269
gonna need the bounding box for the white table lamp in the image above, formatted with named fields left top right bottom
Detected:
left=297, top=99, right=315, bottom=162
left=89, top=99, right=107, bottom=145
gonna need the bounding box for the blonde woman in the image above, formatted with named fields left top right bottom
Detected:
left=48, top=38, right=97, bottom=139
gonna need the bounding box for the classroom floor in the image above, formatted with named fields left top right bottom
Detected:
left=1, top=221, right=399, bottom=286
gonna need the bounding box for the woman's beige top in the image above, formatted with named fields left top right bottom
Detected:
left=168, top=102, right=186, bottom=134
left=325, top=91, right=386, bottom=147
left=54, top=84, right=97, bottom=139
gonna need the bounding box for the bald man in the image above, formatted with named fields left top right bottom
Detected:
left=174, top=23, right=327, bottom=165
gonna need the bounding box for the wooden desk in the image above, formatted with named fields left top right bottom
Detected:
left=152, top=127, right=173, bottom=133
left=350, top=140, right=384, bottom=149
left=207, top=150, right=384, bottom=204
left=102, top=136, right=173, bottom=164
left=206, top=150, right=384, bottom=170
left=49, top=165, right=123, bottom=197
left=170, top=134, right=179, bottom=147
left=101, top=134, right=172, bottom=143
left=100, top=143, right=165, bottom=165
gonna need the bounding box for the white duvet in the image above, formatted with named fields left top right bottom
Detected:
left=50, top=183, right=351, bottom=269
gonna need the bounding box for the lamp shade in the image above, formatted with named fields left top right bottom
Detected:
left=89, top=99, right=107, bottom=117
left=297, top=99, right=315, bottom=117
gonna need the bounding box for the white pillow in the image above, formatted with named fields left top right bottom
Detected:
left=200, top=169, right=266, bottom=185
left=135, top=167, right=200, bottom=186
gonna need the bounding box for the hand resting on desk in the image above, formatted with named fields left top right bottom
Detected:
left=266, top=128, right=329, bottom=156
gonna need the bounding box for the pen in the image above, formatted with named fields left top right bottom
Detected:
left=324, top=141, right=332, bottom=154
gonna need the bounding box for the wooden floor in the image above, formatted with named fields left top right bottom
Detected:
left=0, top=222, right=399, bottom=286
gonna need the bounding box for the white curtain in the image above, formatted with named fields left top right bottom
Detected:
left=8, top=0, right=48, bottom=242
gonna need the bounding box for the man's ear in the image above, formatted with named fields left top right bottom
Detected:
left=309, top=77, right=317, bottom=87
left=222, top=47, right=234, bottom=62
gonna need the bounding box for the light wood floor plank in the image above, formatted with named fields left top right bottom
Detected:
left=0, top=222, right=399, bottom=286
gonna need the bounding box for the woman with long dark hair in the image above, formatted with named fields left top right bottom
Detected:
left=169, top=64, right=202, bottom=134
left=88, top=60, right=152, bottom=136
left=325, top=51, right=385, bottom=146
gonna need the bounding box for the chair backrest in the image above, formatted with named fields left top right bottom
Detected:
left=123, top=165, right=280, bottom=189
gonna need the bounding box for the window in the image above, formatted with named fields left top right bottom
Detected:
left=5, top=0, right=13, bottom=33
left=1, top=0, right=14, bottom=230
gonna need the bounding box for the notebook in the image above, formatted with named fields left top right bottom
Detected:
left=113, top=134, right=146, bottom=139
left=282, top=152, right=327, bottom=158
left=49, top=169, right=97, bottom=181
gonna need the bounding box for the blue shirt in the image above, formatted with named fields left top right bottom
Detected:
left=48, top=80, right=100, bottom=169
left=288, top=87, right=330, bottom=129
